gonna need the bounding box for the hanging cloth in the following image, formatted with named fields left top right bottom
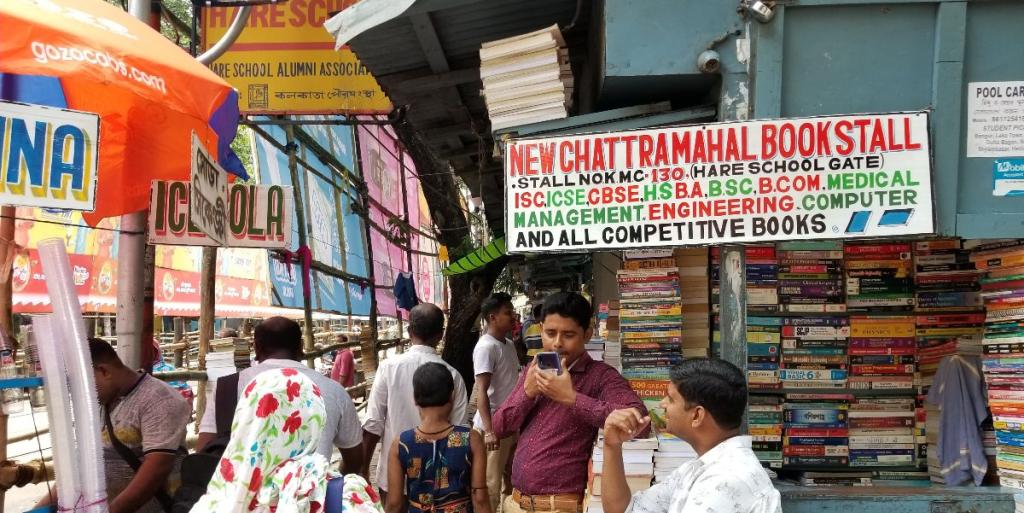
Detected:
left=926, top=354, right=989, bottom=486
left=393, top=272, right=419, bottom=311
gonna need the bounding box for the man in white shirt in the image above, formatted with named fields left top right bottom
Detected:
left=602, top=358, right=781, bottom=513
left=361, top=302, right=468, bottom=497
left=473, top=292, right=522, bottom=513
left=196, top=317, right=364, bottom=473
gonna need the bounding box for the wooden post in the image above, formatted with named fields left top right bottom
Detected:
left=350, top=124, right=379, bottom=348
left=172, top=317, right=185, bottom=367
left=283, top=123, right=316, bottom=366
left=0, top=205, right=14, bottom=512
left=194, top=246, right=217, bottom=433
left=398, top=147, right=415, bottom=339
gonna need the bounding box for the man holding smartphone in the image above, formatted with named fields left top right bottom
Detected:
left=493, top=292, right=646, bottom=513
left=601, top=359, right=781, bottom=513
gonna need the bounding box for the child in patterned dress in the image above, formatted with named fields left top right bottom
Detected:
left=386, top=363, right=491, bottom=513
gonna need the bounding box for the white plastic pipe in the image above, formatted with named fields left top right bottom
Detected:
left=38, top=238, right=108, bottom=513
left=32, top=315, right=81, bottom=509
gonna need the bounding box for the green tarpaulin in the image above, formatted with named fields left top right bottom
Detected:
left=442, top=237, right=506, bottom=276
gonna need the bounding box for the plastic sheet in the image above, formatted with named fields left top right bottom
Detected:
left=39, top=238, right=108, bottom=513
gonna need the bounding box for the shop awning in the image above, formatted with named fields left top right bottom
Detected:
left=442, top=237, right=506, bottom=276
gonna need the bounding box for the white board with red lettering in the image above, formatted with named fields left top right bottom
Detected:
left=504, top=112, right=934, bottom=254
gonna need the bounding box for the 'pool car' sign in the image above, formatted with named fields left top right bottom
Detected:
left=0, top=100, right=99, bottom=210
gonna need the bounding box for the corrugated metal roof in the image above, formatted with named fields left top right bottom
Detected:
left=346, top=0, right=588, bottom=235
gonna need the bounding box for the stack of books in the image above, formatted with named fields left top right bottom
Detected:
left=783, top=395, right=850, bottom=468
left=750, top=395, right=784, bottom=468
left=676, top=248, right=711, bottom=357
left=871, top=470, right=931, bottom=487
left=748, top=316, right=782, bottom=390
left=845, top=243, right=915, bottom=311
left=777, top=242, right=846, bottom=313
left=847, top=316, right=916, bottom=391
left=479, top=24, right=573, bottom=131
left=795, top=471, right=872, bottom=487
left=586, top=336, right=605, bottom=362
left=781, top=316, right=850, bottom=390
left=618, top=251, right=684, bottom=413
left=971, top=240, right=1024, bottom=488
left=848, top=397, right=917, bottom=468
left=606, top=301, right=622, bottom=370
left=654, top=433, right=697, bottom=483
left=914, top=239, right=982, bottom=312
left=915, top=313, right=985, bottom=388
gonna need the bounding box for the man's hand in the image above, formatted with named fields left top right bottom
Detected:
left=535, top=357, right=576, bottom=407
left=524, top=362, right=541, bottom=399
left=484, top=431, right=499, bottom=451
left=603, top=409, right=650, bottom=448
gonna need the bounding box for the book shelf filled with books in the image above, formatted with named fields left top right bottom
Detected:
left=705, top=239, right=998, bottom=487
left=589, top=237, right=1024, bottom=492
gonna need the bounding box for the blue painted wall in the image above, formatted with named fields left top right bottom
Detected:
left=602, top=0, right=1024, bottom=239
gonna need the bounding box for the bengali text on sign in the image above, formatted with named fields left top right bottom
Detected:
left=505, top=112, right=934, bottom=253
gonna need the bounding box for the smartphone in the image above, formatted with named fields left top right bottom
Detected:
left=535, top=351, right=562, bottom=375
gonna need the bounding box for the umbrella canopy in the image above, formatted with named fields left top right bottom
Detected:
left=0, top=0, right=245, bottom=225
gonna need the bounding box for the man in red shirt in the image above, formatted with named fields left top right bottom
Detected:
left=493, top=292, right=647, bottom=513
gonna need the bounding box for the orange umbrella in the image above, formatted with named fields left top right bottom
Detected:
left=0, top=0, right=244, bottom=225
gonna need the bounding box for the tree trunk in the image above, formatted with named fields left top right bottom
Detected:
left=393, top=118, right=508, bottom=388
left=441, top=259, right=507, bottom=388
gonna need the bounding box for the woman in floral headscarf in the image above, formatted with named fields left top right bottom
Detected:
left=189, top=368, right=382, bottom=513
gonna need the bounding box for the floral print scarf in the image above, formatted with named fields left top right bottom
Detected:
left=190, top=368, right=330, bottom=513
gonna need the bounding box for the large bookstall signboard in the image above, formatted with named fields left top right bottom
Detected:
left=505, top=112, right=935, bottom=253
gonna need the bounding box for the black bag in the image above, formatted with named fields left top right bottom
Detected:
left=104, top=406, right=177, bottom=513
left=169, top=373, right=241, bottom=513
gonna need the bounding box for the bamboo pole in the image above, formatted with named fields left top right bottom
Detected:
left=284, top=123, right=317, bottom=367
left=0, top=205, right=13, bottom=512
left=194, top=246, right=217, bottom=434
left=350, top=124, right=379, bottom=349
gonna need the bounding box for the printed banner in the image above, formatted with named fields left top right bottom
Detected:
left=0, top=101, right=99, bottom=210
left=190, top=133, right=229, bottom=244
left=254, top=120, right=371, bottom=315
left=505, top=112, right=934, bottom=253
left=148, top=180, right=293, bottom=248
left=202, top=2, right=391, bottom=114
left=358, top=123, right=416, bottom=317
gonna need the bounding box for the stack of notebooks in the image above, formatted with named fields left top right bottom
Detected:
left=914, top=239, right=982, bottom=312
left=780, top=316, right=850, bottom=390
left=782, top=394, right=850, bottom=468
left=777, top=242, right=846, bottom=313
left=675, top=248, right=711, bottom=357
left=847, top=316, right=916, bottom=391
left=588, top=435, right=656, bottom=501
left=655, top=433, right=697, bottom=483
left=845, top=243, right=915, bottom=311
left=748, top=316, right=782, bottom=390
left=750, top=395, right=784, bottom=468
left=848, top=397, right=917, bottom=468
left=618, top=250, right=684, bottom=413
left=479, top=24, right=573, bottom=131
left=972, top=240, right=1024, bottom=488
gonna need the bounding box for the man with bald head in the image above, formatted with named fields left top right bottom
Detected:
left=361, top=303, right=468, bottom=496
left=196, top=316, right=364, bottom=473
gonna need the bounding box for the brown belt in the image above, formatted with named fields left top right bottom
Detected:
left=511, top=489, right=584, bottom=513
